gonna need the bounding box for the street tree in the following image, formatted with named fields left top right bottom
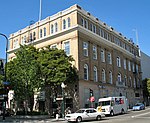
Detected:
left=7, top=45, right=42, bottom=113
left=147, top=78, right=150, bottom=95
left=38, top=46, right=79, bottom=113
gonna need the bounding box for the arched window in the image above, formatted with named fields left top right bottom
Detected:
left=102, top=69, right=106, bottom=82
left=93, top=66, right=98, bottom=82
left=40, top=29, right=42, bottom=38
left=109, top=71, right=112, bottom=84
left=55, top=22, right=58, bottom=32
left=67, top=17, right=71, bottom=28
left=84, top=64, right=88, bottom=80
left=63, top=19, right=66, bottom=29
left=44, top=27, right=46, bottom=36
left=51, top=24, right=54, bottom=34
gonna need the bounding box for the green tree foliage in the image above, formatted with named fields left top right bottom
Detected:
left=147, top=78, right=150, bottom=95
left=7, top=45, right=78, bottom=112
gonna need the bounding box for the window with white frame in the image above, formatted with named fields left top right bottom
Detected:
left=90, top=23, right=93, bottom=32
left=83, top=42, right=88, bottom=56
left=93, top=45, right=97, bottom=60
left=128, top=60, right=131, bottom=71
left=44, top=27, right=46, bottom=36
left=117, top=73, right=122, bottom=82
left=107, top=52, right=112, bottom=64
left=50, top=44, right=57, bottom=49
left=93, top=66, right=98, bottom=82
left=40, top=29, right=42, bottom=38
left=84, top=64, right=88, bottom=80
left=117, top=56, right=121, bottom=67
left=63, top=19, right=66, bottom=29
left=93, top=25, right=96, bottom=33
left=64, top=41, right=70, bottom=55
left=13, top=39, right=19, bottom=49
left=132, top=63, right=135, bottom=72
left=124, top=59, right=126, bottom=69
left=55, top=22, right=58, bottom=32
left=51, top=24, right=54, bottom=34
left=109, top=71, right=113, bottom=84
left=67, top=17, right=71, bottom=28
left=101, top=49, right=105, bottom=62
left=102, top=69, right=106, bottom=82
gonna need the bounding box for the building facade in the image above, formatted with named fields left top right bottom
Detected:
left=8, top=4, right=143, bottom=110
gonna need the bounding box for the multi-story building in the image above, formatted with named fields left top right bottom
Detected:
left=8, top=4, right=143, bottom=110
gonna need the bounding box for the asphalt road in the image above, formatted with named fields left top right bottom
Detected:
left=0, top=107, right=150, bottom=123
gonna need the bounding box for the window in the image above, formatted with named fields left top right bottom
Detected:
left=33, top=32, right=36, bottom=40
left=40, top=29, right=42, bottom=38
left=93, top=66, right=98, bottom=82
left=107, top=53, right=112, bottom=64
left=90, top=23, right=93, bottom=31
left=93, top=45, right=97, bottom=60
left=13, top=39, right=19, bottom=49
left=124, top=59, right=126, bottom=69
left=84, top=20, right=88, bottom=29
left=64, top=41, right=70, bottom=55
left=101, top=49, right=105, bottom=62
left=129, top=76, right=132, bottom=87
left=109, top=71, right=113, bottom=84
left=128, top=61, right=131, bottom=71
left=44, top=27, right=46, bottom=36
left=51, top=24, right=54, bottom=34
left=51, top=44, right=57, bottom=49
left=84, top=64, right=88, bottom=80
left=55, top=22, right=58, bottom=32
left=117, top=57, right=121, bottom=67
left=136, top=64, right=138, bottom=72
left=124, top=75, right=127, bottom=86
left=67, top=17, right=71, bottom=28
left=29, top=33, right=32, bottom=41
left=81, top=18, right=84, bottom=27
left=102, top=69, right=106, bottom=82
left=24, top=36, right=26, bottom=43
left=63, top=19, right=66, bottom=29
left=118, top=73, right=121, bottom=82
left=83, top=42, right=88, bottom=56
left=132, top=63, right=135, bottom=72
left=134, top=78, right=136, bottom=88
left=93, top=25, right=96, bottom=33
left=21, top=36, right=26, bottom=45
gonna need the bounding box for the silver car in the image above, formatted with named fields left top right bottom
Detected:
left=65, top=108, right=105, bottom=122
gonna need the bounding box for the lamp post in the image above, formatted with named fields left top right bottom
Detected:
left=0, top=33, right=8, bottom=121
left=61, top=82, right=66, bottom=118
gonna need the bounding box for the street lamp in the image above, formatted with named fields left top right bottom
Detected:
left=61, top=82, right=66, bottom=118
left=0, top=33, right=9, bottom=121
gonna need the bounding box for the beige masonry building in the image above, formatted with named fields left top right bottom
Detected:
left=8, top=4, right=143, bottom=109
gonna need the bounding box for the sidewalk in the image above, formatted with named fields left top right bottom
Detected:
left=0, top=115, right=66, bottom=123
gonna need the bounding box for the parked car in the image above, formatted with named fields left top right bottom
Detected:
left=65, top=108, right=105, bottom=122
left=132, top=103, right=145, bottom=111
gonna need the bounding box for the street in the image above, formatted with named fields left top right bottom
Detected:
left=0, top=107, right=150, bottom=123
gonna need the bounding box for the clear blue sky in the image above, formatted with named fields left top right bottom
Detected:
left=0, top=0, right=150, bottom=59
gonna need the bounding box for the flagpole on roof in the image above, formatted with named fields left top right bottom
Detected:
left=39, top=0, right=42, bottom=21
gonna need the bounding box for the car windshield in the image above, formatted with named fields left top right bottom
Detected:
left=99, top=101, right=110, bottom=106
left=75, top=109, right=85, bottom=113
left=135, top=103, right=142, bottom=106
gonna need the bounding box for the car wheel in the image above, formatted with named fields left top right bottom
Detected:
left=121, top=109, right=125, bottom=114
left=96, top=115, right=101, bottom=121
left=76, top=116, right=82, bottom=122
left=110, top=111, right=114, bottom=116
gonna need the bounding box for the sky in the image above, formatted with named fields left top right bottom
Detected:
left=0, top=0, right=150, bottom=59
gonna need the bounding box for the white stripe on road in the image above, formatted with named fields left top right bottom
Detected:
left=131, top=111, right=150, bottom=118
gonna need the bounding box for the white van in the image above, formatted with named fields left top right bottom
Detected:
left=98, top=96, right=128, bottom=116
